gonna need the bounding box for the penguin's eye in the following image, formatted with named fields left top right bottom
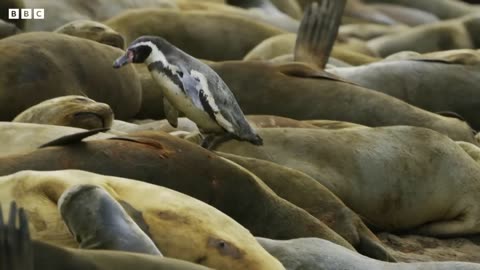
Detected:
left=177, top=71, right=184, bottom=78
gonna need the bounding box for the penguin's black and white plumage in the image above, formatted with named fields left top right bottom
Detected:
left=113, top=36, right=262, bottom=148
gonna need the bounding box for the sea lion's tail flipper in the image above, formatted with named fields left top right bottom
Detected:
left=39, top=127, right=110, bottom=148
left=357, top=230, right=397, bottom=262
left=0, top=202, right=34, bottom=270
left=294, top=0, right=346, bottom=69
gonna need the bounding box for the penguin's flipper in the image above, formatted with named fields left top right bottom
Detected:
left=294, top=0, right=346, bottom=69
left=0, top=202, right=34, bottom=270
left=39, top=128, right=110, bottom=148
left=163, top=98, right=179, bottom=128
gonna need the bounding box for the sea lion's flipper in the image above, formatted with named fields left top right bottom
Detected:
left=294, top=0, right=346, bottom=69
left=356, top=229, right=397, bottom=262
left=0, top=202, right=34, bottom=270
left=163, top=98, right=179, bottom=128
left=39, top=127, right=110, bottom=148
left=277, top=62, right=355, bottom=84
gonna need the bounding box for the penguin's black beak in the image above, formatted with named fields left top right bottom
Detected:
left=113, top=51, right=132, bottom=69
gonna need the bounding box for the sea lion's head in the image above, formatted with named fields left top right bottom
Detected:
left=55, top=20, right=125, bottom=49
left=13, top=95, right=114, bottom=130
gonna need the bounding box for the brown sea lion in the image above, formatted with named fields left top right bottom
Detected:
left=208, top=61, right=476, bottom=143
left=54, top=20, right=125, bottom=49
left=0, top=32, right=141, bottom=120
left=0, top=131, right=355, bottom=252
left=302, top=120, right=367, bottom=130
left=213, top=126, right=480, bottom=236
left=22, top=0, right=177, bottom=31
left=0, top=170, right=285, bottom=270
left=0, top=19, right=20, bottom=39
left=0, top=122, right=112, bottom=158
left=218, top=152, right=396, bottom=261
left=105, top=8, right=284, bottom=60
left=13, top=96, right=114, bottom=130
left=329, top=49, right=480, bottom=130
left=338, top=23, right=409, bottom=41
left=0, top=0, right=25, bottom=29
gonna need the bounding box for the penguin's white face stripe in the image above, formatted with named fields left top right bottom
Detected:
left=190, top=70, right=234, bottom=133
left=130, top=41, right=181, bottom=75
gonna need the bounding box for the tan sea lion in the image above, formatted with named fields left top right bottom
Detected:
left=338, top=23, right=409, bottom=41
left=213, top=126, right=480, bottom=236
left=105, top=8, right=284, bottom=60
left=301, top=120, right=367, bottom=130
left=0, top=170, right=285, bottom=270
left=369, top=4, right=440, bottom=26
left=361, top=0, right=479, bottom=20
left=329, top=49, right=480, bottom=130
left=367, top=14, right=480, bottom=57
left=1, top=201, right=214, bottom=270
left=269, top=0, right=303, bottom=19
left=257, top=237, right=480, bottom=270
left=0, top=32, right=141, bottom=120
left=13, top=96, right=114, bottom=130
left=55, top=20, right=125, bottom=49
left=0, top=122, right=112, bottom=158
left=0, top=131, right=354, bottom=251
left=218, top=152, right=396, bottom=261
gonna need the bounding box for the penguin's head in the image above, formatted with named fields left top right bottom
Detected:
left=113, top=36, right=169, bottom=68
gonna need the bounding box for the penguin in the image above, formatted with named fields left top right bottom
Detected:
left=113, top=36, right=263, bottom=148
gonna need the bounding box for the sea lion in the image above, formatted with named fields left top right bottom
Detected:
left=0, top=170, right=285, bottom=270
left=55, top=20, right=125, bottom=49
left=217, top=152, right=396, bottom=261
left=369, top=4, right=440, bottom=26
left=0, top=131, right=355, bottom=251
left=0, top=0, right=25, bottom=30
left=0, top=32, right=141, bottom=120
left=302, top=120, right=367, bottom=130
left=213, top=126, right=480, bottom=236
left=244, top=34, right=379, bottom=65
left=0, top=122, right=112, bottom=158
left=361, top=0, right=479, bottom=20
left=105, top=8, right=284, bottom=61
left=1, top=201, right=213, bottom=270
left=457, top=141, right=480, bottom=164
left=13, top=96, right=114, bottom=130
left=338, top=23, right=409, bottom=41
left=367, top=14, right=480, bottom=57
left=329, top=49, right=480, bottom=130
left=222, top=0, right=299, bottom=32
left=59, top=184, right=162, bottom=255
left=0, top=19, right=20, bottom=39
left=22, top=0, right=178, bottom=31
left=208, top=61, right=476, bottom=143
left=257, top=237, right=480, bottom=270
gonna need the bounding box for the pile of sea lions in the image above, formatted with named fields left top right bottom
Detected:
left=3, top=0, right=480, bottom=269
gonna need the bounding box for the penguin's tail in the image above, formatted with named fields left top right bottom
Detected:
left=294, top=0, right=346, bottom=69
left=250, top=134, right=264, bottom=146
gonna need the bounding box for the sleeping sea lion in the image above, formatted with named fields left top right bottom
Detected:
left=0, top=32, right=141, bottom=120
left=55, top=20, right=125, bottom=49
left=0, top=170, right=285, bottom=270
left=13, top=96, right=114, bottom=130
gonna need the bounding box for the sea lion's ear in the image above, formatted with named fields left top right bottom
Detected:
left=39, top=128, right=110, bottom=148
left=294, top=0, right=346, bottom=69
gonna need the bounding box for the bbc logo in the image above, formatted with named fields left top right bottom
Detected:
left=8, top=9, right=44, bottom=20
